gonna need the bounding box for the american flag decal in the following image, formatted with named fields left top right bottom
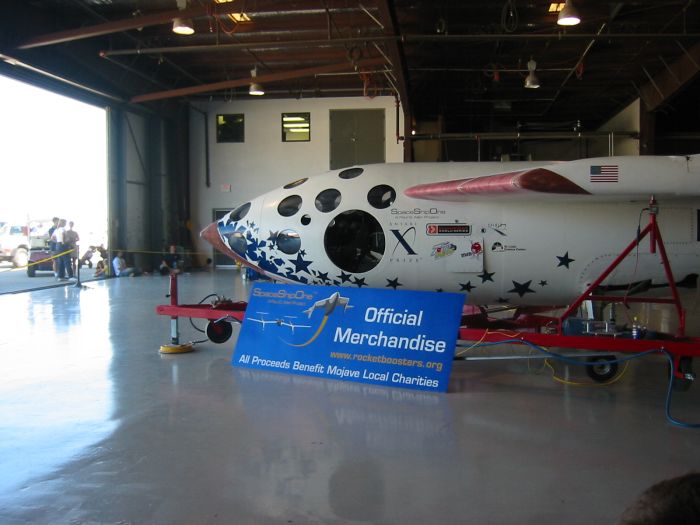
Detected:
left=590, top=165, right=619, bottom=182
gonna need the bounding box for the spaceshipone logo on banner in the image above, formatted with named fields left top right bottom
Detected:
left=234, top=283, right=465, bottom=392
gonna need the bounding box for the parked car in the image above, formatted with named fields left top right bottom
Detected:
left=0, top=222, right=29, bottom=268
left=26, top=220, right=55, bottom=277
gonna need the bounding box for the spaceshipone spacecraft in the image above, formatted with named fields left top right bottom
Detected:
left=201, top=155, right=700, bottom=306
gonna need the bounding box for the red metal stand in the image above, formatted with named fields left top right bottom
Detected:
left=457, top=197, right=700, bottom=379
left=155, top=272, right=247, bottom=344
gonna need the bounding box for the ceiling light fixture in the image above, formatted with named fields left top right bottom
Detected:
left=172, top=17, right=194, bottom=35
left=524, top=59, right=540, bottom=89
left=249, top=67, right=264, bottom=96
left=557, top=0, right=581, bottom=26
left=172, top=0, right=194, bottom=35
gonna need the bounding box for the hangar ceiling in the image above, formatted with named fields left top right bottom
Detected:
left=1, top=0, right=699, bottom=138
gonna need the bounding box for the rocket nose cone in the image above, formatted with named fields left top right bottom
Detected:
left=200, top=221, right=229, bottom=255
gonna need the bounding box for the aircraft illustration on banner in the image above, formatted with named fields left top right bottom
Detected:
left=247, top=312, right=311, bottom=332
left=303, top=291, right=353, bottom=318
left=201, top=155, right=700, bottom=307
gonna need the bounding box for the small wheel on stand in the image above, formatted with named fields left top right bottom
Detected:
left=585, top=355, right=619, bottom=382
left=206, top=319, right=233, bottom=344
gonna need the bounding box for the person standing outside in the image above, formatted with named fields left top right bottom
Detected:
left=51, top=219, right=68, bottom=280
left=47, top=216, right=59, bottom=277
left=64, top=221, right=80, bottom=277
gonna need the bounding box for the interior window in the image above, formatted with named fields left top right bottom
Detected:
left=278, top=195, right=302, bottom=217
left=367, top=185, right=396, bottom=209
left=324, top=210, right=384, bottom=273
left=315, top=189, right=342, bottom=213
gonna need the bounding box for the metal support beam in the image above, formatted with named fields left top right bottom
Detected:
left=639, top=41, right=700, bottom=111
left=17, top=2, right=251, bottom=50
left=374, top=0, right=412, bottom=161
left=131, top=57, right=385, bottom=103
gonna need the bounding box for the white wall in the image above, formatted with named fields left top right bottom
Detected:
left=190, top=96, right=403, bottom=261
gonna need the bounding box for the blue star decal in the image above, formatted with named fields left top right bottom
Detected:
left=386, top=277, right=402, bottom=290
left=338, top=272, right=353, bottom=283
left=460, top=281, right=476, bottom=292
left=289, top=253, right=313, bottom=274
left=353, top=277, right=367, bottom=288
left=539, top=280, right=548, bottom=287
left=557, top=252, right=575, bottom=268
left=478, top=270, right=495, bottom=283
left=315, top=272, right=330, bottom=284
left=508, top=280, right=535, bottom=297
left=300, top=249, right=306, bottom=257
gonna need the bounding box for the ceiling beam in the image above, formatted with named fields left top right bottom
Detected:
left=374, top=0, right=412, bottom=160
left=131, top=57, right=386, bottom=103
left=16, top=2, right=250, bottom=50
left=639, top=41, right=700, bottom=111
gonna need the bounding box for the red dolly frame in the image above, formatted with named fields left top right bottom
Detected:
left=457, top=197, right=699, bottom=383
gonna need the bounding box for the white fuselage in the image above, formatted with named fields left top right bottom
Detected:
left=204, top=158, right=700, bottom=306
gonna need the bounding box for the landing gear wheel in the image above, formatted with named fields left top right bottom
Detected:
left=206, top=319, right=233, bottom=344
left=672, top=357, right=694, bottom=392
left=586, top=355, right=619, bottom=382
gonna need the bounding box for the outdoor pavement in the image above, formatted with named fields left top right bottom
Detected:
left=0, top=261, right=101, bottom=295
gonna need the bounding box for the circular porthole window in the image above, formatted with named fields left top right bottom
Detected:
left=283, top=178, right=308, bottom=189
left=338, top=167, right=364, bottom=179
left=315, top=189, right=342, bottom=213
left=301, top=214, right=311, bottom=226
left=277, top=229, right=301, bottom=254
left=367, top=185, right=396, bottom=209
left=277, top=195, right=302, bottom=217
left=228, top=202, right=251, bottom=222
left=324, top=210, right=385, bottom=273
left=225, top=232, right=248, bottom=257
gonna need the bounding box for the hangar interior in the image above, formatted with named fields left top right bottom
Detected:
left=1, top=1, right=700, bottom=523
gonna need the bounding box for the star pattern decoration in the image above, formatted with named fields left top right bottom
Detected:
left=315, top=272, right=330, bottom=284
left=353, top=277, right=367, bottom=288
left=386, top=277, right=402, bottom=289
left=478, top=270, right=495, bottom=283
left=557, top=251, right=575, bottom=269
left=289, top=253, right=313, bottom=274
left=460, top=281, right=476, bottom=292
left=539, top=280, right=548, bottom=287
left=508, top=280, right=536, bottom=297
left=299, top=249, right=306, bottom=257
left=338, top=272, right=353, bottom=283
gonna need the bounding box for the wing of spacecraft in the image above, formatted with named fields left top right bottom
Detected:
left=404, top=156, right=700, bottom=202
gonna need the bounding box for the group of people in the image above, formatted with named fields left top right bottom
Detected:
left=48, top=217, right=79, bottom=281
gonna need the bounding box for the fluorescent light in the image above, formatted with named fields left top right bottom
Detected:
left=283, top=116, right=307, bottom=122
left=249, top=67, right=264, bottom=96
left=283, top=123, right=309, bottom=128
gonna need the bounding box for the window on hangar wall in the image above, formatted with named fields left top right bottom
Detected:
left=217, top=114, right=245, bottom=143
left=282, top=113, right=310, bottom=142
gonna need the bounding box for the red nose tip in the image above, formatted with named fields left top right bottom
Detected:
left=200, top=221, right=231, bottom=257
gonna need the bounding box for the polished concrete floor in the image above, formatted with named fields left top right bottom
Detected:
left=1, top=270, right=699, bottom=525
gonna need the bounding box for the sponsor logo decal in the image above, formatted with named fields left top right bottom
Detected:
left=431, top=242, right=457, bottom=259
left=426, top=223, right=472, bottom=235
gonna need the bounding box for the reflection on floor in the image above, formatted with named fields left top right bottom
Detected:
left=0, top=271, right=698, bottom=525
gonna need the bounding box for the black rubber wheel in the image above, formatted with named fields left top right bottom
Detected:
left=585, top=355, right=619, bottom=382
left=671, top=357, right=694, bottom=392
left=206, top=320, right=233, bottom=344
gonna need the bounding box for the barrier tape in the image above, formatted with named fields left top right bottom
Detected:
left=0, top=248, right=75, bottom=273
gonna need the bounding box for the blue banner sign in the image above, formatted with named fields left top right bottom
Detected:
left=233, top=283, right=465, bottom=392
